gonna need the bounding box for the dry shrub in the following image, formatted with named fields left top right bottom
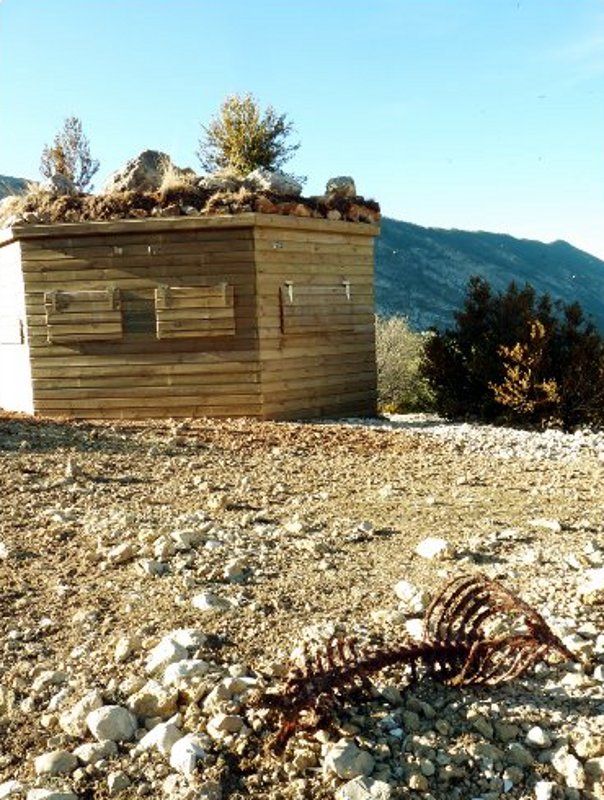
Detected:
left=375, top=315, right=435, bottom=413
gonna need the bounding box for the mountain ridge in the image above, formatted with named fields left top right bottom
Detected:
left=376, top=217, right=604, bottom=331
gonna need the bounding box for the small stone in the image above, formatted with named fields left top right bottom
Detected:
left=107, top=772, right=131, bottom=795
left=401, top=710, right=421, bottom=732
left=419, top=758, right=435, bottom=777
left=34, top=749, right=78, bottom=776
left=135, top=719, right=183, bottom=756
left=529, top=517, right=562, bottom=533
left=404, top=618, right=424, bottom=641
left=324, top=739, right=375, bottom=779
left=207, top=712, right=244, bottom=738
left=145, top=637, right=188, bottom=674
left=393, top=580, right=429, bottom=613
left=534, top=781, right=555, bottom=800
left=73, top=740, right=117, bottom=764
left=107, top=542, right=135, bottom=564
left=550, top=746, right=585, bottom=789
left=32, top=670, right=69, bottom=693
left=585, top=756, right=604, bottom=780
left=0, top=781, right=23, bottom=799
left=86, top=705, right=138, bottom=742
left=192, top=592, right=231, bottom=612
left=169, top=733, right=207, bottom=776
left=114, top=636, right=140, bottom=663
left=137, top=558, right=167, bottom=576
left=59, top=690, right=104, bottom=737
left=336, top=776, right=392, bottom=800
left=415, top=536, right=452, bottom=560
left=494, top=721, right=520, bottom=742
left=245, top=167, right=302, bottom=196
left=26, top=791, right=78, bottom=800
left=469, top=712, right=493, bottom=739
left=578, top=569, right=604, bottom=605
left=407, top=773, right=429, bottom=791
left=526, top=726, right=551, bottom=749
left=127, top=680, right=178, bottom=719
left=162, top=658, right=209, bottom=687
left=575, top=734, right=604, bottom=759
left=223, top=558, right=248, bottom=582
left=506, top=742, right=534, bottom=768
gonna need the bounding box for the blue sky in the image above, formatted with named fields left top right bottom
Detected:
left=1, top=0, right=603, bottom=257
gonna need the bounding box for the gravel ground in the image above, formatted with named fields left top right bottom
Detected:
left=1, top=412, right=604, bottom=800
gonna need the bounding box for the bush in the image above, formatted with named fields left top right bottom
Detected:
left=421, top=276, right=604, bottom=429
left=40, top=116, right=99, bottom=192
left=197, top=93, right=300, bottom=177
left=375, top=315, right=435, bottom=413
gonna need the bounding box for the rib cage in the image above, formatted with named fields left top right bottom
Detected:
left=259, top=573, right=577, bottom=753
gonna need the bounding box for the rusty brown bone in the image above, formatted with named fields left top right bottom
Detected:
left=260, top=573, right=577, bottom=753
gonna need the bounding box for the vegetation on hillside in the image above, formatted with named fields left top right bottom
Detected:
left=420, top=276, right=604, bottom=429
left=197, top=93, right=301, bottom=177
left=40, top=116, right=100, bottom=192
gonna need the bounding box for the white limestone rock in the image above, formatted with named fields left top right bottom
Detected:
left=335, top=776, right=392, bottom=800
left=135, top=718, right=183, bottom=756
left=325, top=176, right=357, bottom=198
left=245, top=167, right=302, bottom=196
left=102, top=150, right=165, bottom=193
left=206, top=712, right=244, bottom=739
left=324, top=739, right=375, bottom=780
left=392, top=579, right=429, bottom=613
left=106, top=542, right=135, bottom=564
left=169, top=733, right=208, bottom=776
left=0, top=781, right=23, bottom=799
left=73, top=740, right=117, bottom=764
left=162, top=659, right=209, bottom=687
left=127, top=679, right=178, bottom=719
left=145, top=636, right=188, bottom=675
left=86, top=705, right=138, bottom=742
left=59, top=689, right=104, bottom=737
left=34, top=749, right=78, bottom=776
left=550, top=745, right=586, bottom=789
left=192, top=592, right=231, bottom=612
left=578, top=568, right=604, bottom=605
left=525, top=725, right=551, bottom=749
left=414, top=536, right=453, bottom=560
left=106, top=771, right=131, bottom=796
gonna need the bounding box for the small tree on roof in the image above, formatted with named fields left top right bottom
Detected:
left=197, top=93, right=300, bottom=176
left=40, top=116, right=100, bottom=192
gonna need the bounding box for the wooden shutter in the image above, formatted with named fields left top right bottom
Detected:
left=155, top=284, right=235, bottom=339
left=45, top=288, right=122, bottom=343
left=280, top=281, right=354, bottom=334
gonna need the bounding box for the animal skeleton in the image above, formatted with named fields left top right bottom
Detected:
left=259, top=573, right=577, bottom=753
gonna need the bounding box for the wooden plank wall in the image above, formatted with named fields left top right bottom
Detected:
left=254, top=218, right=377, bottom=419
left=18, top=224, right=261, bottom=418
left=0, top=241, right=34, bottom=413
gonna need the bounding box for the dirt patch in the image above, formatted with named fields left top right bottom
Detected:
left=1, top=414, right=603, bottom=799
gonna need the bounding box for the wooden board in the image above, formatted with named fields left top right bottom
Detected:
left=45, top=288, right=123, bottom=343
left=155, top=284, right=236, bottom=338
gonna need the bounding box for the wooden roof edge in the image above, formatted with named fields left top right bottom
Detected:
left=0, top=213, right=379, bottom=246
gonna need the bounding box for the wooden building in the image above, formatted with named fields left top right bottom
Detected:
left=0, top=213, right=378, bottom=420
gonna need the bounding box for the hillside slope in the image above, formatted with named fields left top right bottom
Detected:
left=0, top=174, right=31, bottom=197
left=376, top=217, right=604, bottom=331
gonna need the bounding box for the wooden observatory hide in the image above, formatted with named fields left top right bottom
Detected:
left=0, top=213, right=378, bottom=419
